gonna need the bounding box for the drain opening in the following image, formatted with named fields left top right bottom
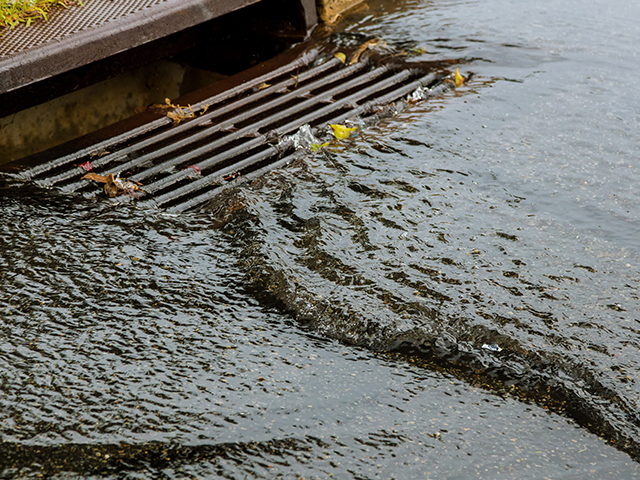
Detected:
left=4, top=45, right=457, bottom=213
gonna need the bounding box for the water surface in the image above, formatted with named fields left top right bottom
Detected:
left=2, top=0, right=640, bottom=477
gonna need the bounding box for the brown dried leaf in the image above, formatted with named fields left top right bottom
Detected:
left=349, top=39, right=385, bottom=65
left=82, top=172, right=109, bottom=183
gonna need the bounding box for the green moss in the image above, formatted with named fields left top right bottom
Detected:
left=0, top=0, right=82, bottom=28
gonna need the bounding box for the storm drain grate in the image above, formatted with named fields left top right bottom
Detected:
left=10, top=47, right=453, bottom=213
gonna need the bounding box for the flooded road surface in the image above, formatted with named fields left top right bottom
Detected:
left=3, top=0, right=640, bottom=477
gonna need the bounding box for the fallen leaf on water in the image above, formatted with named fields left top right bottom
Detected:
left=78, top=161, right=94, bottom=172
left=82, top=172, right=109, bottom=183
left=148, top=98, right=201, bottom=125
left=104, top=173, right=145, bottom=198
left=311, top=142, right=330, bottom=152
left=349, top=38, right=385, bottom=65
left=82, top=172, right=146, bottom=198
left=166, top=100, right=196, bottom=125
left=329, top=124, right=357, bottom=140
left=455, top=68, right=465, bottom=87
left=408, top=47, right=427, bottom=55
left=334, top=52, right=346, bottom=63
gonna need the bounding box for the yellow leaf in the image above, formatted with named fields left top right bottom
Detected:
left=455, top=68, right=465, bottom=87
left=258, top=83, right=271, bottom=90
left=311, top=142, right=330, bottom=152
left=329, top=124, right=357, bottom=140
left=334, top=52, right=346, bottom=64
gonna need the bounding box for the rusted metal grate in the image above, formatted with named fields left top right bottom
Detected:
left=7, top=47, right=453, bottom=213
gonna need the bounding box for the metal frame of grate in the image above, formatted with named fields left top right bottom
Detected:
left=12, top=50, right=452, bottom=213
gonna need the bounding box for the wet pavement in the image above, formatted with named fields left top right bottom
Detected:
left=2, top=0, right=640, bottom=477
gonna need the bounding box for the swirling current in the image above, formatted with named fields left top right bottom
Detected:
left=2, top=0, right=640, bottom=478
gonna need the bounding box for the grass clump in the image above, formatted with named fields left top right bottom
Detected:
left=0, top=0, right=82, bottom=28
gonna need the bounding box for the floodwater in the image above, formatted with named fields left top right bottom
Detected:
left=2, top=0, right=640, bottom=478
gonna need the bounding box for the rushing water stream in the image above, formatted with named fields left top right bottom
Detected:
left=2, top=0, right=640, bottom=478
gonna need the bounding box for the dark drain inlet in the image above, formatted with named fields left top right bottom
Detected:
left=6, top=45, right=452, bottom=213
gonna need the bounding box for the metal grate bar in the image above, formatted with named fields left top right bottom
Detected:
left=21, top=48, right=322, bottom=183
left=116, top=65, right=395, bottom=191
left=138, top=136, right=270, bottom=196
left=61, top=59, right=374, bottom=194
left=134, top=67, right=416, bottom=199
left=6, top=47, right=454, bottom=214
left=125, top=61, right=374, bottom=180
left=134, top=68, right=426, bottom=210
left=148, top=140, right=293, bottom=208
left=325, top=72, right=445, bottom=125
left=166, top=151, right=300, bottom=214
left=162, top=72, right=445, bottom=213
left=267, top=68, right=418, bottom=135
left=50, top=54, right=341, bottom=189
left=126, top=55, right=343, bottom=154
